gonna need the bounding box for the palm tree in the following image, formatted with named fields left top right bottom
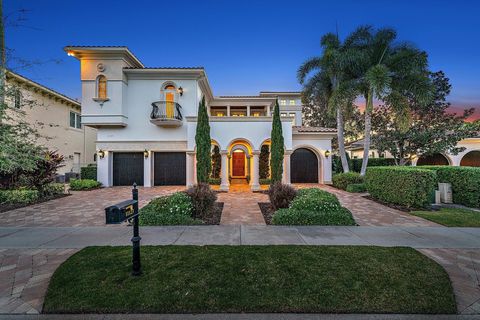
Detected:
left=345, top=26, right=431, bottom=175
left=298, top=33, right=358, bottom=173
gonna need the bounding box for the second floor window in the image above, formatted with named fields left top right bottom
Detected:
left=289, top=100, right=296, bottom=105
left=70, top=111, right=81, bottom=129
left=279, top=100, right=286, bottom=105
left=97, top=75, right=107, bottom=100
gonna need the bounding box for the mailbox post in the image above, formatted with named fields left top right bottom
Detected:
left=104, top=183, right=142, bottom=276
left=131, top=183, right=141, bottom=276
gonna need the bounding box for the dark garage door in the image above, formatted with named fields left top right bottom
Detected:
left=113, top=152, right=144, bottom=186
left=291, top=148, right=318, bottom=183
left=154, top=152, right=186, bottom=186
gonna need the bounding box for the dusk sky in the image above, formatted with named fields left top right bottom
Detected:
left=5, top=0, right=480, bottom=118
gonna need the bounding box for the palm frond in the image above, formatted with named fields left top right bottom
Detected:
left=297, top=56, right=322, bottom=84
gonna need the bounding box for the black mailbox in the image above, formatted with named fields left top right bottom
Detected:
left=105, top=199, right=138, bottom=224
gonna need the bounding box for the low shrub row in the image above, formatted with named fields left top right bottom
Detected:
left=69, top=179, right=101, bottom=191
left=346, top=183, right=367, bottom=193
left=139, top=192, right=201, bottom=226
left=80, top=166, right=97, bottom=180
left=332, top=172, right=364, bottom=190
left=418, top=166, right=480, bottom=208
left=271, top=187, right=355, bottom=226
left=208, top=178, right=221, bottom=185
left=259, top=178, right=271, bottom=185
left=351, top=158, right=396, bottom=172
left=0, top=189, right=39, bottom=205
left=365, top=167, right=436, bottom=208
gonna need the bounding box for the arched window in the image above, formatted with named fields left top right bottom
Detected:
left=163, top=84, right=177, bottom=118
left=97, top=75, right=107, bottom=100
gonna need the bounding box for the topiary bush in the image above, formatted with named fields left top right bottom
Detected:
left=272, top=207, right=355, bottom=226
left=69, top=179, right=101, bottom=191
left=417, top=166, right=480, bottom=208
left=346, top=183, right=367, bottom=193
left=365, top=167, right=436, bottom=208
left=81, top=166, right=97, bottom=180
left=139, top=192, right=200, bottom=225
left=268, top=182, right=297, bottom=210
left=332, top=172, right=364, bottom=190
left=186, top=183, right=217, bottom=219
left=0, top=189, right=39, bottom=205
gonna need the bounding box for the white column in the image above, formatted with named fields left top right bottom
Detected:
left=186, top=151, right=195, bottom=187
left=97, top=150, right=111, bottom=187
left=247, top=105, right=251, bottom=117
left=267, top=105, right=271, bottom=116
left=251, top=150, right=260, bottom=191
left=282, top=151, right=291, bottom=184
left=227, top=105, right=231, bottom=117
left=220, top=150, right=230, bottom=191
left=144, top=151, right=152, bottom=187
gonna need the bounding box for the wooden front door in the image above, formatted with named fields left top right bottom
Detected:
left=232, top=151, right=245, bottom=177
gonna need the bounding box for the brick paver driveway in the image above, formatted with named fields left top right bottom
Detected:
left=0, top=186, right=184, bottom=227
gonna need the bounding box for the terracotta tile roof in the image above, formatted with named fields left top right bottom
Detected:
left=293, top=126, right=337, bottom=133
left=124, top=67, right=204, bottom=70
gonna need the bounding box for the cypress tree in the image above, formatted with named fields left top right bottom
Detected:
left=259, top=144, right=270, bottom=179
left=270, top=100, right=284, bottom=183
left=211, top=145, right=221, bottom=179
left=195, top=96, right=211, bottom=183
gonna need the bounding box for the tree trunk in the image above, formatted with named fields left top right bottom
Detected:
left=337, top=106, right=350, bottom=173
left=360, top=90, right=373, bottom=176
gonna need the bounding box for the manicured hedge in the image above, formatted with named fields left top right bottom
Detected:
left=139, top=192, right=202, bottom=225
left=208, top=178, right=221, bottom=185
left=80, top=166, right=97, bottom=180
left=332, top=172, right=364, bottom=190
left=418, top=166, right=480, bottom=208
left=272, top=188, right=355, bottom=226
left=346, top=183, right=367, bottom=193
left=259, top=178, right=271, bottom=185
left=0, top=189, right=39, bottom=204
left=365, top=167, right=436, bottom=208
left=351, top=158, right=396, bottom=172
left=70, top=179, right=101, bottom=191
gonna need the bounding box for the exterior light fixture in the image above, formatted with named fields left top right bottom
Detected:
left=67, top=51, right=75, bottom=57
left=98, top=150, right=105, bottom=159
left=144, top=149, right=149, bottom=158
left=178, top=86, right=183, bottom=96
left=325, top=150, right=331, bottom=158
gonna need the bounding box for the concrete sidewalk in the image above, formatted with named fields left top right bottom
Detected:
left=0, top=225, right=480, bottom=249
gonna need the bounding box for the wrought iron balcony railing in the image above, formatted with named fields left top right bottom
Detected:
left=150, top=101, right=183, bottom=127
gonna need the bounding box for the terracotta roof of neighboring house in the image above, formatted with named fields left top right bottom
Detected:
left=124, top=67, right=204, bottom=70
left=260, top=91, right=302, bottom=95
left=6, top=70, right=80, bottom=107
left=218, top=95, right=264, bottom=98
left=293, top=126, right=337, bottom=133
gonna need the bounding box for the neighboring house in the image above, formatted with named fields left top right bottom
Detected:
left=346, top=138, right=480, bottom=167
left=65, top=46, right=336, bottom=190
left=6, top=71, right=97, bottom=175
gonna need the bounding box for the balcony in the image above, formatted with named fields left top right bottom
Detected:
left=150, top=101, right=183, bottom=127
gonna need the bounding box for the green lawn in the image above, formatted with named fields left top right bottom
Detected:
left=411, top=207, right=480, bottom=227
left=43, top=246, right=456, bottom=314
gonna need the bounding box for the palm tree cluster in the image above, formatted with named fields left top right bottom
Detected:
left=298, top=26, right=432, bottom=175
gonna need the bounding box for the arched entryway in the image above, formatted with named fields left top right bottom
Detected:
left=227, top=140, right=253, bottom=186
left=417, top=153, right=450, bottom=166
left=460, top=150, right=480, bottom=167
left=291, top=148, right=319, bottom=183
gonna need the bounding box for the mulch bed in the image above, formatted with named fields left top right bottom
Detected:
left=0, top=194, right=70, bottom=213
left=362, top=195, right=412, bottom=212
left=258, top=202, right=274, bottom=225
left=201, top=202, right=224, bottom=225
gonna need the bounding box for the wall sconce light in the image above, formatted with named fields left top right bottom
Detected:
left=67, top=51, right=75, bottom=57
left=178, top=86, right=183, bottom=96
left=98, top=150, right=105, bottom=159
left=144, top=149, right=149, bottom=158
left=325, top=150, right=331, bottom=158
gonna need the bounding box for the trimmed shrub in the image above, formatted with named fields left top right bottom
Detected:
left=332, top=172, right=364, bottom=190
left=272, top=208, right=355, bottom=226
left=139, top=192, right=199, bottom=226
left=418, top=166, right=480, bottom=208
left=346, top=183, right=367, bottom=193
left=41, top=183, right=65, bottom=197
left=0, top=189, right=39, bottom=205
left=186, top=183, right=217, bottom=219
left=69, top=179, right=101, bottom=191
left=365, top=167, right=436, bottom=208
left=208, top=178, right=221, bottom=185
left=259, top=178, right=271, bottom=185
left=268, top=182, right=297, bottom=210
left=351, top=158, right=396, bottom=172
left=81, top=166, right=97, bottom=180
left=290, top=189, right=341, bottom=212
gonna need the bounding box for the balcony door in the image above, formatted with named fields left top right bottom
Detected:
left=164, top=85, right=176, bottom=118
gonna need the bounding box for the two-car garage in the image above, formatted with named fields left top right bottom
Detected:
left=112, top=152, right=186, bottom=186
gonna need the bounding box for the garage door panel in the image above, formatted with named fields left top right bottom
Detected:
left=291, top=148, right=318, bottom=183
left=154, top=152, right=186, bottom=186
left=113, top=152, right=144, bottom=186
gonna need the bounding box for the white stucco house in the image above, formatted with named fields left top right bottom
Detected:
left=65, top=46, right=336, bottom=191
